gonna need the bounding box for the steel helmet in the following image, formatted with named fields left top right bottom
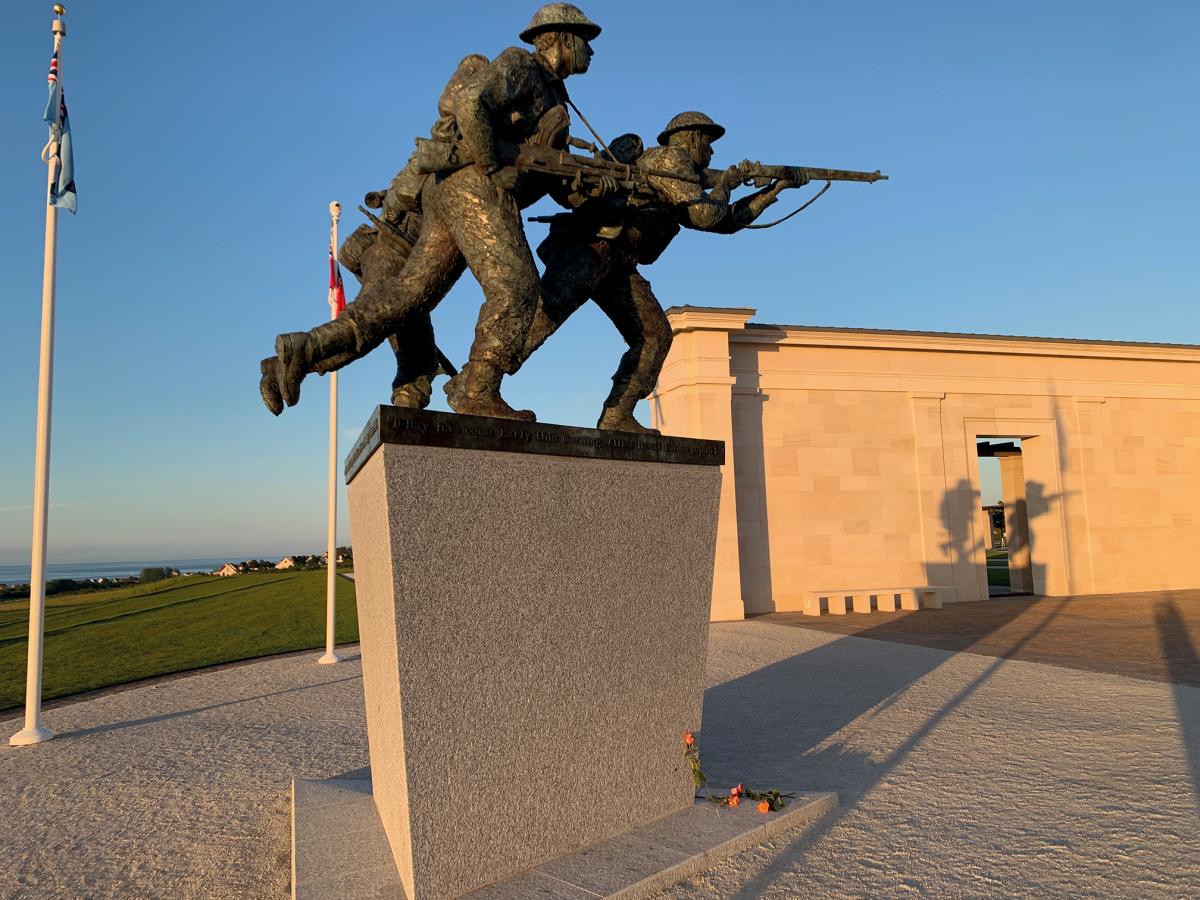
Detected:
left=519, top=3, right=602, bottom=43
left=657, top=111, right=726, bottom=147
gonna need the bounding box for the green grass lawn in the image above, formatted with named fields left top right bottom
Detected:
left=985, top=549, right=1011, bottom=587
left=0, top=569, right=357, bottom=711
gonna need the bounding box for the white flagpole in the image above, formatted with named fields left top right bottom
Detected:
left=12, top=6, right=67, bottom=747
left=318, top=201, right=342, bottom=665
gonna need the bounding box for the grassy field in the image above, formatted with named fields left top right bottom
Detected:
left=985, top=549, right=1011, bottom=588
left=0, top=569, right=357, bottom=712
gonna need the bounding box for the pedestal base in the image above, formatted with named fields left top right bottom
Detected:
left=292, top=771, right=838, bottom=900
left=344, top=407, right=727, bottom=898
left=9, top=724, right=55, bottom=746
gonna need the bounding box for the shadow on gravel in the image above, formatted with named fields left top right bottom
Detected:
left=58, top=674, right=362, bottom=740
left=1155, top=600, right=1200, bottom=813
left=699, top=601, right=1066, bottom=897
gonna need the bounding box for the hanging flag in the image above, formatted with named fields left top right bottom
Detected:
left=43, top=51, right=76, bottom=213
left=328, top=246, right=346, bottom=316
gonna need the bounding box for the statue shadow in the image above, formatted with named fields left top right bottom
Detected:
left=1154, top=598, right=1200, bottom=813
left=700, top=597, right=1068, bottom=896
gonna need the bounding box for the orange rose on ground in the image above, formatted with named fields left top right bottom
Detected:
left=729, top=795, right=740, bottom=808
left=757, top=800, right=771, bottom=814
left=683, top=731, right=695, bottom=747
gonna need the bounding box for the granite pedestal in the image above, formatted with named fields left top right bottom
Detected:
left=341, top=407, right=725, bottom=899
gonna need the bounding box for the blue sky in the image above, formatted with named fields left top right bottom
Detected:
left=1, top=0, right=1197, bottom=563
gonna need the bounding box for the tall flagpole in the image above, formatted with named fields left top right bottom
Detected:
left=318, top=201, right=342, bottom=665
left=12, top=4, right=67, bottom=747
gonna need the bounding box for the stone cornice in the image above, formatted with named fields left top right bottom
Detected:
left=665, top=306, right=757, bottom=334
left=732, top=322, right=1200, bottom=363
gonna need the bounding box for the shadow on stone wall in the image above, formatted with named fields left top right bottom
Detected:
left=925, top=477, right=1065, bottom=601
left=736, top=392, right=774, bottom=612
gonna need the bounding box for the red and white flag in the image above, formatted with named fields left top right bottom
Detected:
left=328, top=246, right=345, bottom=316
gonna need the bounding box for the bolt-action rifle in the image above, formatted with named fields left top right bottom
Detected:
left=416, top=137, right=888, bottom=191
left=415, top=137, right=690, bottom=194
left=705, top=163, right=888, bottom=189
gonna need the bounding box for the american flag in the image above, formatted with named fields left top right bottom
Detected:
left=328, top=246, right=345, bottom=316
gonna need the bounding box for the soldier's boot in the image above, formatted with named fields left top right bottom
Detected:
left=444, top=356, right=536, bottom=422
left=260, top=357, right=284, bottom=416
left=391, top=376, right=433, bottom=410
left=597, top=383, right=660, bottom=435
left=274, top=317, right=359, bottom=408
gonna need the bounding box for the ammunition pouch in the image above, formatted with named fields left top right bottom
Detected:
left=384, top=152, right=427, bottom=219
left=414, top=137, right=472, bottom=176
left=338, top=224, right=377, bottom=281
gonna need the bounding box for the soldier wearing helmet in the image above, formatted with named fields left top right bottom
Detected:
left=264, top=4, right=601, bottom=421
left=510, top=111, right=806, bottom=432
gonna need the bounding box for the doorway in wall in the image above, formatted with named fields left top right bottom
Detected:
left=976, top=438, right=1033, bottom=597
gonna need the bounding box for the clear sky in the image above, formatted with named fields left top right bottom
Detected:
left=1, top=0, right=1197, bottom=564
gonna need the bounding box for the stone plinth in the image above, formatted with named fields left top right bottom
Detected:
left=345, top=407, right=724, bottom=900
left=291, top=771, right=838, bottom=900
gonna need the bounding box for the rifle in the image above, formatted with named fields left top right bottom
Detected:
left=414, top=137, right=698, bottom=194
left=358, top=205, right=420, bottom=252
left=415, top=136, right=890, bottom=193
left=705, top=163, right=887, bottom=189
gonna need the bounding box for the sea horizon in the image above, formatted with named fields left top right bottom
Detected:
left=0, top=554, right=317, bottom=586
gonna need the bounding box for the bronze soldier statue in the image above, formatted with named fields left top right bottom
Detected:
left=259, top=54, right=490, bottom=415
left=262, top=3, right=601, bottom=421
left=505, top=112, right=805, bottom=432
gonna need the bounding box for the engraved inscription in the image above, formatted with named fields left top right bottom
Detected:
left=358, top=407, right=724, bottom=467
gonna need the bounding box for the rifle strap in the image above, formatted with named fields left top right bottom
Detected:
left=563, top=94, right=616, bottom=162
left=744, top=180, right=831, bottom=230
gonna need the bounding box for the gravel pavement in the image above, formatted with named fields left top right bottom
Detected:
left=2, top=622, right=1198, bottom=898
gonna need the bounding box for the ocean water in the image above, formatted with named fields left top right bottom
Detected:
left=0, top=558, right=240, bottom=586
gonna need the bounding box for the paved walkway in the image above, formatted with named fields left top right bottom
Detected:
left=762, top=588, right=1200, bottom=686
left=2, top=623, right=1198, bottom=898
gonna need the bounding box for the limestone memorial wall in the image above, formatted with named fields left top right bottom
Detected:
left=652, top=306, right=1200, bottom=620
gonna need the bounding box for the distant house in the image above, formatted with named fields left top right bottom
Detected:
left=276, top=557, right=297, bottom=570
left=214, top=563, right=240, bottom=577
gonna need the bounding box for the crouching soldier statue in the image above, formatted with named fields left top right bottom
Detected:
left=512, top=112, right=804, bottom=432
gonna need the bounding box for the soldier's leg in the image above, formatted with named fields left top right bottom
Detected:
left=316, top=228, right=440, bottom=408
left=517, top=233, right=611, bottom=367
left=594, top=270, right=672, bottom=433
left=358, top=232, right=440, bottom=409
left=313, top=229, right=414, bottom=376
left=429, top=168, right=542, bottom=420
left=271, top=211, right=464, bottom=409
left=386, top=313, right=438, bottom=408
